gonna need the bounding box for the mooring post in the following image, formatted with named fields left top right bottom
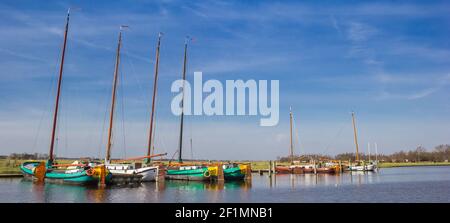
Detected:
left=99, top=164, right=106, bottom=187
left=313, top=160, right=317, bottom=174
left=245, top=163, right=252, bottom=180
left=156, top=164, right=166, bottom=182
left=339, top=160, right=343, bottom=173
left=272, top=160, right=276, bottom=174
left=268, top=160, right=272, bottom=175
left=217, top=163, right=224, bottom=181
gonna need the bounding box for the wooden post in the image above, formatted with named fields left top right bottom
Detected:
left=217, top=163, right=224, bottom=181
left=99, top=164, right=106, bottom=187
left=245, top=163, right=252, bottom=180
left=339, top=160, right=343, bottom=173
left=156, top=164, right=166, bottom=182
left=313, top=160, right=317, bottom=174
left=272, top=161, right=276, bottom=174
left=268, top=160, right=272, bottom=175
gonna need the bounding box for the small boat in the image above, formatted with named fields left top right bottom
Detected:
left=20, top=9, right=110, bottom=186
left=222, top=163, right=248, bottom=180
left=348, top=161, right=376, bottom=171
left=275, top=107, right=306, bottom=174
left=348, top=112, right=375, bottom=172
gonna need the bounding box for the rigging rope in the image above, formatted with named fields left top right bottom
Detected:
left=322, top=121, right=348, bottom=156
left=119, top=61, right=127, bottom=159
left=31, top=32, right=63, bottom=156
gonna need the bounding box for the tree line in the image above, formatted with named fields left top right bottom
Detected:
left=278, top=144, right=450, bottom=163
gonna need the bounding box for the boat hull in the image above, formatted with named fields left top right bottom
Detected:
left=223, top=166, right=246, bottom=180
left=137, top=166, right=158, bottom=181
left=349, top=164, right=375, bottom=171
left=165, top=166, right=211, bottom=181
left=275, top=166, right=305, bottom=174
left=20, top=161, right=106, bottom=185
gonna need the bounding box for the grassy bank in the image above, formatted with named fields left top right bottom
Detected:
left=0, top=159, right=77, bottom=175
left=0, top=159, right=22, bottom=174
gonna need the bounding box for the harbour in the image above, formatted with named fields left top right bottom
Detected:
left=1, top=166, right=450, bottom=202
left=1, top=1, right=449, bottom=208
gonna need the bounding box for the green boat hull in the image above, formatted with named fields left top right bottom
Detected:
left=165, top=167, right=210, bottom=181
left=20, top=161, right=111, bottom=185
left=223, top=166, right=246, bottom=181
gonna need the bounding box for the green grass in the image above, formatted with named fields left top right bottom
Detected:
left=0, top=159, right=22, bottom=174
left=0, top=159, right=78, bottom=175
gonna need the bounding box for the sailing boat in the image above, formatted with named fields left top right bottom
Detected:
left=275, top=107, right=307, bottom=174
left=275, top=108, right=335, bottom=174
left=222, top=163, right=248, bottom=180
left=348, top=112, right=376, bottom=171
left=165, top=38, right=211, bottom=181
left=20, top=9, right=110, bottom=185
left=103, top=28, right=165, bottom=182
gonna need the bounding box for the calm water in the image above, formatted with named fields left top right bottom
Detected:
left=1, top=166, right=450, bottom=202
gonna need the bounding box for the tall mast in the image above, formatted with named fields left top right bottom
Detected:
left=368, top=142, right=371, bottom=161
left=375, top=142, right=378, bottom=162
left=178, top=38, right=189, bottom=163
left=105, top=27, right=124, bottom=163
left=289, top=107, right=294, bottom=165
left=351, top=112, right=360, bottom=161
left=48, top=9, right=71, bottom=163
left=146, top=32, right=162, bottom=164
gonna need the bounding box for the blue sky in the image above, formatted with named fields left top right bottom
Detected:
left=0, top=0, right=449, bottom=160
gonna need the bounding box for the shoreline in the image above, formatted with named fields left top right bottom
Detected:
left=1, top=160, right=449, bottom=175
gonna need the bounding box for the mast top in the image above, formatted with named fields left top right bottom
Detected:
left=67, top=7, right=81, bottom=16
left=185, top=36, right=192, bottom=45
left=120, top=25, right=129, bottom=31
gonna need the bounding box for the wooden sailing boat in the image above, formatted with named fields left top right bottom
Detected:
left=20, top=9, right=110, bottom=185
left=165, top=38, right=211, bottom=181
left=275, top=107, right=305, bottom=174
left=103, top=28, right=166, bottom=183
left=348, top=112, right=375, bottom=171
left=275, top=108, right=336, bottom=174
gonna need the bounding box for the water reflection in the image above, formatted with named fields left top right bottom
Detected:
left=3, top=167, right=450, bottom=202
left=86, top=187, right=106, bottom=203
left=267, top=171, right=383, bottom=189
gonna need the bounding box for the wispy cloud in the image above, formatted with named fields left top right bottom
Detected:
left=0, top=48, right=48, bottom=63
left=375, top=73, right=450, bottom=100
